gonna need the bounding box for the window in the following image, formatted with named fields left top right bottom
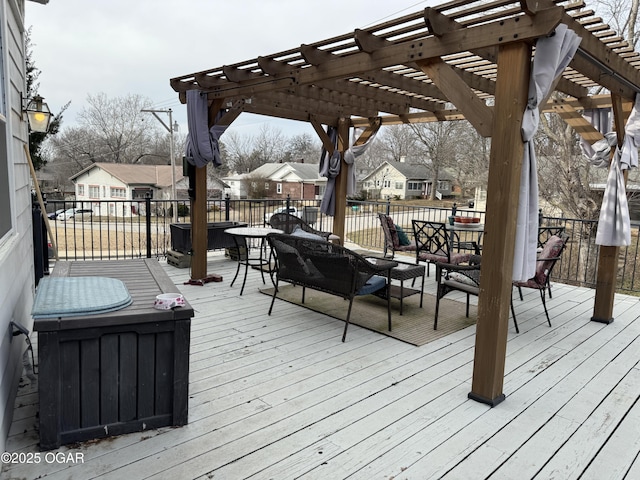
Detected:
left=265, top=182, right=269, bottom=190
left=77, top=184, right=85, bottom=196
left=111, top=187, right=126, bottom=198
left=277, top=183, right=282, bottom=194
left=408, top=181, right=422, bottom=191
left=0, top=114, right=10, bottom=240
left=437, top=180, right=449, bottom=190
left=132, top=188, right=152, bottom=199
left=0, top=20, right=11, bottom=240
left=395, top=182, right=403, bottom=189
left=89, top=185, right=100, bottom=198
left=383, top=180, right=391, bottom=188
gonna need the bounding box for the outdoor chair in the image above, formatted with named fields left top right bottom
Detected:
left=412, top=220, right=473, bottom=277
left=266, top=233, right=397, bottom=342
left=378, top=213, right=417, bottom=259
left=515, top=226, right=567, bottom=301
left=536, top=225, right=566, bottom=298
left=538, top=226, right=566, bottom=249
left=268, top=212, right=337, bottom=243
left=434, top=255, right=482, bottom=330
left=510, top=234, right=569, bottom=333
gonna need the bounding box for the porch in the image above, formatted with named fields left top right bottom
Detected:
left=5, top=251, right=640, bottom=479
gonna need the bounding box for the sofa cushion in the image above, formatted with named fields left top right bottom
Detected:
left=384, top=216, right=401, bottom=248
left=395, top=225, right=411, bottom=246
left=447, top=271, right=479, bottom=287
left=356, top=275, right=387, bottom=295
left=290, top=225, right=325, bottom=241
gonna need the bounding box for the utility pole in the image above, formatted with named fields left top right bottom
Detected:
left=141, top=108, right=178, bottom=223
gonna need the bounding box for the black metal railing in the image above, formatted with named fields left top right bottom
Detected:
left=38, top=196, right=640, bottom=294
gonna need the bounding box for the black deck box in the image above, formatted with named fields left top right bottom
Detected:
left=170, top=221, right=248, bottom=254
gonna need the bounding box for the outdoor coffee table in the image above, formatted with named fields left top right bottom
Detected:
left=367, top=257, right=425, bottom=315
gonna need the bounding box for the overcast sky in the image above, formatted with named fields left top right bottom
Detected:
left=26, top=0, right=433, bottom=140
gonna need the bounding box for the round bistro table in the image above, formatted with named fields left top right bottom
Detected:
left=224, top=227, right=283, bottom=295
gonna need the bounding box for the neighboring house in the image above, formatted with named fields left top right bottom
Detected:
left=361, top=160, right=454, bottom=200
left=70, top=162, right=227, bottom=216
left=223, top=162, right=326, bottom=199
left=0, top=0, right=47, bottom=453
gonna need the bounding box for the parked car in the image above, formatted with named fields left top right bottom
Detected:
left=264, top=206, right=300, bottom=223
left=57, top=208, right=93, bottom=221
left=47, top=209, right=65, bottom=220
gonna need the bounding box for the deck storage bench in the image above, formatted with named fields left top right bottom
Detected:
left=33, top=259, right=194, bottom=450
left=170, top=221, right=248, bottom=254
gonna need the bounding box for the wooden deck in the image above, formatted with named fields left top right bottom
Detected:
left=4, top=251, right=640, bottom=479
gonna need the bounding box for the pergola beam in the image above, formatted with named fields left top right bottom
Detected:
left=417, top=58, right=494, bottom=137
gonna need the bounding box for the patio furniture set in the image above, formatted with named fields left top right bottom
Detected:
left=220, top=212, right=569, bottom=343
left=378, top=213, right=570, bottom=332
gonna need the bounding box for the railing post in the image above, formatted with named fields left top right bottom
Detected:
left=385, top=197, right=391, bottom=215
left=145, top=194, right=152, bottom=258
left=286, top=194, right=291, bottom=211
left=452, top=203, right=458, bottom=216
left=225, top=194, right=230, bottom=221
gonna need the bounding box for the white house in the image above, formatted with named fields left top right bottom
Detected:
left=0, top=0, right=47, bottom=453
left=70, top=162, right=228, bottom=217
left=70, top=162, right=183, bottom=217
left=361, top=160, right=454, bottom=200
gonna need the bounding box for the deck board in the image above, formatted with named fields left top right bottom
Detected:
left=3, top=251, right=640, bottom=480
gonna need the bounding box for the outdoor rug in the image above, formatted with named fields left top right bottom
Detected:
left=260, top=285, right=477, bottom=346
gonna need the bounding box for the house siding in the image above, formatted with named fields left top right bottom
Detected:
left=0, top=0, right=34, bottom=453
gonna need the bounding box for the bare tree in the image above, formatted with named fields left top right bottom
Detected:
left=284, top=132, right=320, bottom=163
left=76, top=93, right=160, bottom=164
left=376, top=124, right=418, bottom=163
left=409, top=121, right=463, bottom=200
left=222, top=131, right=258, bottom=173
left=594, top=0, right=640, bottom=47
left=537, top=107, right=602, bottom=220
left=252, top=125, right=287, bottom=164
left=446, top=121, right=490, bottom=199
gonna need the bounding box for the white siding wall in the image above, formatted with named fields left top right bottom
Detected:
left=0, top=0, right=33, bottom=453
left=75, top=168, right=131, bottom=216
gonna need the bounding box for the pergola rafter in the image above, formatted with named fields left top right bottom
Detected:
left=171, top=0, right=640, bottom=405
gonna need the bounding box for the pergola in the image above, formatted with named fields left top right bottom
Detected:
left=170, top=0, right=640, bottom=405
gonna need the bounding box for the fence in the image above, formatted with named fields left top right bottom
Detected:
left=38, top=196, right=640, bottom=294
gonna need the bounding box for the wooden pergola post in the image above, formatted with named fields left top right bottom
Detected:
left=591, top=94, right=633, bottom=323
left=332, top=118, right=350, bottom=242
left=469, top=41, right=531, bottom=406
left=190, top=164, right=209, bottom=281
left=188, top=99, right=226, bottom=284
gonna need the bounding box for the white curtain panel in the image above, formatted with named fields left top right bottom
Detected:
left=513, top=24, right=582, bottom=282
left=595, top=94, right=640, bottom=246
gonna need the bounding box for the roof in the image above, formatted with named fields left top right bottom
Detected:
left=236, top=162, right=322, bottom=181
left=70, top=162, right=184, bottom=188
left=364, top=160, right=453, bottom=181
left=170, top=0, right=640, bottom=132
